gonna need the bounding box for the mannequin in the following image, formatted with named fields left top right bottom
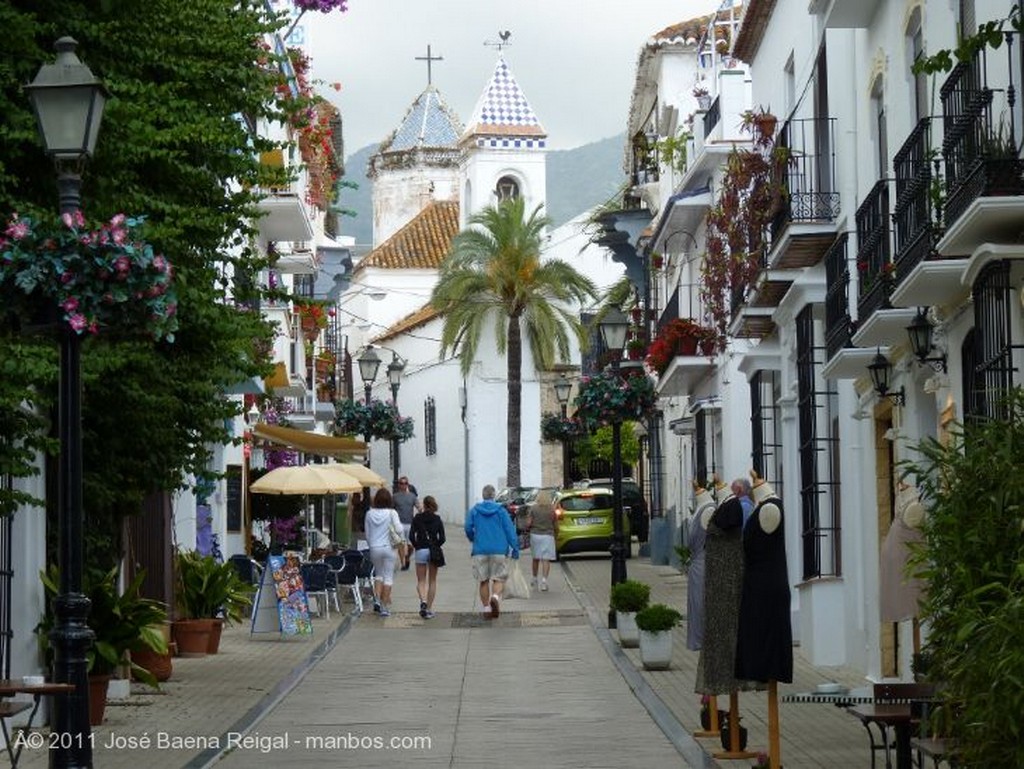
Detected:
left=734, top=470, right=792, bottom=769
left=879, top=483, right=926, bottom=623
left=735, top=470, right=792, bottom=683
left=685, top=481, right=715, bottom=652
left=695, top=475, right=747, bottom=695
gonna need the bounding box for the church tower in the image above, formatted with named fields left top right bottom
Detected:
left=460, top=55, right=548, bottom=226
left=369, top=84, right=463, bottom=246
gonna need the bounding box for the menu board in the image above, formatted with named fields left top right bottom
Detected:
left=267, top=552, right=313, bottom=636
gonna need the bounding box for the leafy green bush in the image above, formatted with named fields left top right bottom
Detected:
left=39, top=566, right=168, bottom=688
left=175, top=550, right=254, bottom=623
left=903, top=387, right=1024, bottom=767
left=635, top=603, right=683, bottom=633
left=609, top=580, right=650, bottom=613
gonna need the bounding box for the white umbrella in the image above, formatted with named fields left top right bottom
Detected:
left=249, top=464, right=362, bottom=495
left=323, top=462, right=387, bottom=487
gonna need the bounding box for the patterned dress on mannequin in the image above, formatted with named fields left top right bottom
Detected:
left=695, top=486, right=749, bottom=694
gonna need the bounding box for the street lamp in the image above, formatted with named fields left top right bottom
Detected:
left=387, top=352, right=405, bottom=490
left=25, top=36, right=108, bottom=769
left=553, top=375, right=573, bottom=488
left=357, top=347, right=381, bottom=405
left=599, top=308, right=629, bottom=629
left=357, top=347, right=381, bottom=476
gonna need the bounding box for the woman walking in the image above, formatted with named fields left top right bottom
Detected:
left=364, top=487, right=403, bottom=617
left=526, top=489, right=559, bottom=591
left=409, top=495, right=446, bottom=619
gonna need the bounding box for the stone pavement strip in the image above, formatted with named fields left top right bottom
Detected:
left=13, top=537, right=879, bottom=768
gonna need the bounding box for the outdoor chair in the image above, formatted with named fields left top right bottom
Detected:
left=228, top=553, right=262, bottom=586
left=299, top=562, right=332, bottom=619
left=334, top=555, right=364, bottom=614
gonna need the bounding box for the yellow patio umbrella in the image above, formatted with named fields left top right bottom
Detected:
left=323, top=462, right=387, bottom=487
left=249, top=464, right=362, bottom=495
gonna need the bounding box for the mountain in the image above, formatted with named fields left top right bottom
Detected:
left=337, top=132, right=626, bottom=247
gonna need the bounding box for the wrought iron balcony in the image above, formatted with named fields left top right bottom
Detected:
left=855, top=179, right=894, bottom=322
left=940, top=33, right=1024, bottom=232
left=892, top=118, right=940, bottom=283
left=702, top=96, right=721, bottom=140
left=768, top=116, right=841, bottom=250
left=823, top=233, right=852, bottom=360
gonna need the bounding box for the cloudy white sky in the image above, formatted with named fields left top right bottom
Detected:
left=301, top=0, right=724, bottom=155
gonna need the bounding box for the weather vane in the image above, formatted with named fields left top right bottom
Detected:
left=484, top=30, right=512, bottom=52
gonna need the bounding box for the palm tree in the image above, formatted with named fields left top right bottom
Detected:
left=431, top=197, right=597, bottom=486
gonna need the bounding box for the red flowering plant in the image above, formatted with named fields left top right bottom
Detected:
left=700, top=111, right=790, bottom=352
left=0, top=211, right=178, bottom=341
left=573, top=370, right=657, bottom=431
left=645, top=318, right=715, bottom=375
left=295, top=301, right=330, bottom=330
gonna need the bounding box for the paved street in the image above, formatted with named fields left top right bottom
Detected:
left=14, top=534, right=877, bottom=768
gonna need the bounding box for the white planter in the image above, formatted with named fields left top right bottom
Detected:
left=616, top=611, right=640, bottom=647
left=638, top=629, right=673, bottom=670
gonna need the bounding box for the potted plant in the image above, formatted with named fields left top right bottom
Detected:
left=635, top=603, right=682, bottom=669
left=38, top=565, right=169, bottom=724
left=174, top=550, right=254, bottom=656
left=626, top=337, right=646, bottom=361
left=609, top=580, right=650, bottom=647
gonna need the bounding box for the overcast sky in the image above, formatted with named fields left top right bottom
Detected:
left=302, top=0, right=724, bottom=155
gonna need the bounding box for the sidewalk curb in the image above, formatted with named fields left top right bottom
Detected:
left=562, top=561, right=720, bottom=769
left=183, top=612, right=357, bottom=769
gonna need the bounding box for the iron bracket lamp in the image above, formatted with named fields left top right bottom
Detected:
left=867, top=349, right=906, bottom=406
left=906, top=309, right=947, bottom=373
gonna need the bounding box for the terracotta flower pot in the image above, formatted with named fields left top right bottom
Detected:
left=88, top=674, right=111, bottom=726
left=206, top=618, right=225, bottom=654
left=131, top=648, right=173, bottom=683
left=172, top=619, right=212, bottom=658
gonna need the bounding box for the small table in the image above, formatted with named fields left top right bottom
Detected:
left=781, top=686, right=874, bottom=707
left=0, top=679, right=76, bottom=768
left=847, top=703, right=915, bottom=769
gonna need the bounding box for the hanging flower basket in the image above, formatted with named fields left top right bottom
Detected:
left=573, top=370, right=657, bottom=431
left=540, top=412, right=585, bottom=443
left=295, top=302, right=329, bottom=341
left=1, top=212, right=178, bottom=340
left=335, top=399, right=414, bottom=442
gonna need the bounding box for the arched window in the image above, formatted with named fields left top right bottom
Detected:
left=495, top=175, right=519, bottom=201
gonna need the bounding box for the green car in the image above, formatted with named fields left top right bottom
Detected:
left=554, top=487, right=632, bottom=558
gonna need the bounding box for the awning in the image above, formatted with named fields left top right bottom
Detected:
left=251, top=423, right=366, bottom=458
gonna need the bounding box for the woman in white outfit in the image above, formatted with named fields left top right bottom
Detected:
left=364, top=487, right=403, bottom=616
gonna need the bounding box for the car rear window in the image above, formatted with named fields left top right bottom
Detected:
left=560, top=494, right=613, bottom=511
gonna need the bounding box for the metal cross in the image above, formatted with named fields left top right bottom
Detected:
left=415, top=44, right=443, bottom=86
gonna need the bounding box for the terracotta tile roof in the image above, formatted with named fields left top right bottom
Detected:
left=354, top=200, right=459, bottom=272
left=652, top=13, right=714, bottom=44
left=374, top=303, right=441, bottom=343
left=733, top=0, right=776, bottom=62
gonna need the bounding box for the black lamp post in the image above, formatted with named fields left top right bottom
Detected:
left=357, top=347, right=381, bottom=473
left=25, top=36, right=108, bottom=769
left=553, top=375, right=573, bottom=489
left=599, top=308, right=630, bottom=629
left=387, top=352, right=405, bottom=490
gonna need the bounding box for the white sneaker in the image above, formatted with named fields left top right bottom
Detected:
left=540, top=579, right=548, bottom=592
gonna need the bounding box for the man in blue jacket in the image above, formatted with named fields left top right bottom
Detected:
left=465, top=484, right=520, bottom=618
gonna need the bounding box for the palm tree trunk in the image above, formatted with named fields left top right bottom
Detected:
left=507, top=314, right=522, bottom=487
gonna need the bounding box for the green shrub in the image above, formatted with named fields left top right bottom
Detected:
left=635, top=603, right=682, bottom=633
left=902, top=387, right=1024, bottom=767
left=175, top=550, right=254, bottom=623
left=609, top=580, right=650, bottom=613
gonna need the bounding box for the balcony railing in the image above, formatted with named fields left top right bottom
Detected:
left=892, top=118, right=939, bottom=283
left=855, top=179, right=893, bottom=322
left=657, top=285, right=681, bottom=332
left=769, top=117, right=841, bottom=242
left=940, top=32, right=1024, bottom=229
left=823, top=233, right=852, bottom=360
left=703, top=96, right=721, bottom=140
